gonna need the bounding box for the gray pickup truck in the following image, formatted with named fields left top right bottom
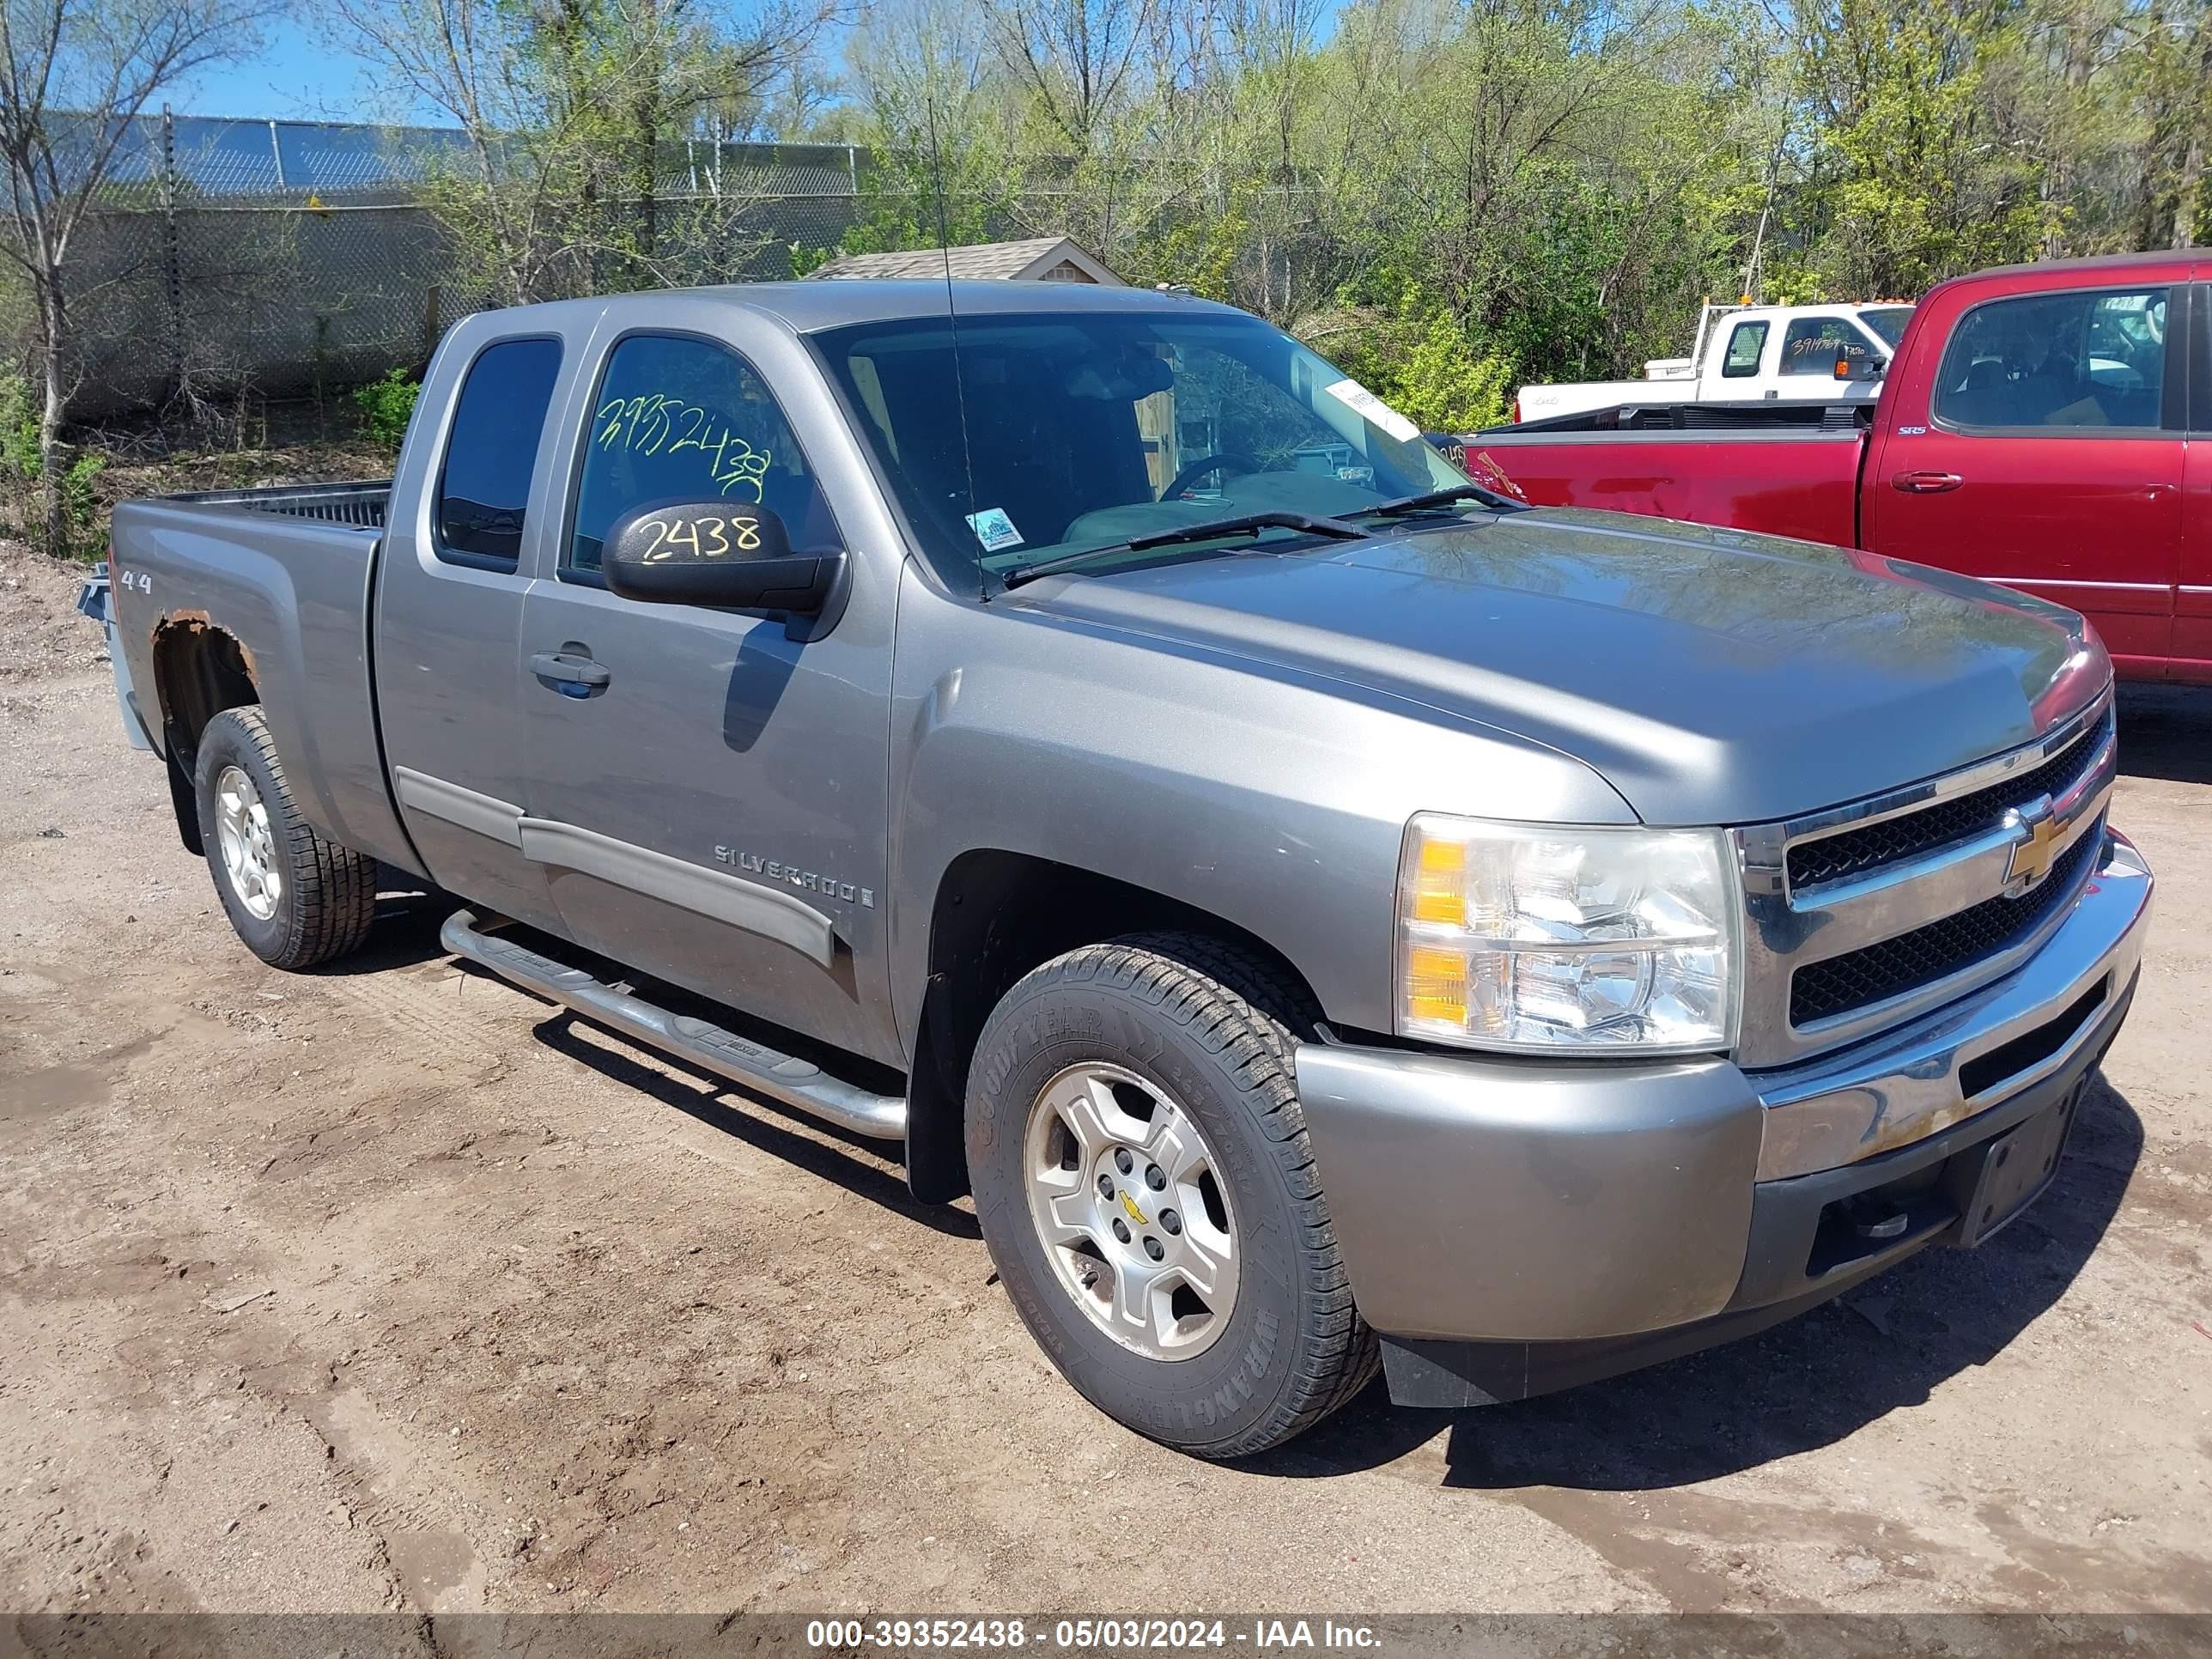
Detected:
left=102, top=280, right=2153, bottom=1458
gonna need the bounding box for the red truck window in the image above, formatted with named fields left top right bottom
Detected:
left=1932, top=288, right=2169, bottom=432
left=2192, top=283, right=2212, bottom=433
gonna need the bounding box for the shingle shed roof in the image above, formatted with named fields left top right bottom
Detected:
left=805, top=236, right=1122, bottom=285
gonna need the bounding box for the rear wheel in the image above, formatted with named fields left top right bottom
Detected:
left=193, top=706, right=377, bottom=969
left=966, top=933, right=1376, bottom=1458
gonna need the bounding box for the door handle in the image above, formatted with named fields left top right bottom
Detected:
left=1892, top=470, right=1964, bottom=494
left=531, top=650, right=611, bottom=698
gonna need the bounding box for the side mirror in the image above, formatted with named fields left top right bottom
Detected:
left=1834, top=355, right=1885, bottom=382
left=602, top=501, right=842, bottom=614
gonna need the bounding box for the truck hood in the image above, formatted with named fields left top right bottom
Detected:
left=1012, top=507, right=2109, bottom=825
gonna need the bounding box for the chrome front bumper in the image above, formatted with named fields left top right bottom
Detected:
left=1753, top=829, right=2151, bottom=1179
left=1294, top=829, right=2153, bottom=1389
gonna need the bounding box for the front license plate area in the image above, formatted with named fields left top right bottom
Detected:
left=1948, top=1086, right=2081, bottom=1248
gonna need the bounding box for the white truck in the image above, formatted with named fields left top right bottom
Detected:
left=1513, top=301, right=1915, bottom=423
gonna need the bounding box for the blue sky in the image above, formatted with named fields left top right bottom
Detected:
left=170, top=4, right=1357, bottom=127
left=167, top=21, right=447, bottom=124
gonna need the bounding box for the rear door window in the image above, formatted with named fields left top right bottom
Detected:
left=1933, top=288, right=2169, bottom=431
left=1720, top=321, right=1767, bottom=378
left=434, top=337, right=563, bottom=568
left=1862, top=306, right=1914, bottom=348
left=566, top=333, right=830, bottom=579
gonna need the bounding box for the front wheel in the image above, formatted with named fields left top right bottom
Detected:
left=966, top=934, right=1376, bottom=1458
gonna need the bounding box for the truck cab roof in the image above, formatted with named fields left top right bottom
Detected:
left=1942, top=246, right=2203, bottom=287
left=453, top=279, right=1243, bottom=340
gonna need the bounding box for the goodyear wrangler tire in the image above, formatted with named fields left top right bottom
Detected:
left=193, top=706, right=378, bottom=970
left=966, top=933, right=1377, bottom=1458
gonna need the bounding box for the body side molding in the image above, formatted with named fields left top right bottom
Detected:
left=517, top=816, right=837, bottom=968
left=394, top=767, right=838, bottom=966
left=392, top=766, right=524, bottom=848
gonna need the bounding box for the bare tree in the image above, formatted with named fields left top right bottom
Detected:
left=0, top=0, right=271, bottom=553
left=327, top=0, right=837, bottom=305
left=986, top=0, right=1155, bottom=150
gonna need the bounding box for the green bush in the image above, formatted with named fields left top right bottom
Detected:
left=62, top=453, right=106, bottom=557
left=352, top=368, right=422, bottom=450
left=0, top=373, right=110, bottom=557
left=1387, top=313, right=1514, bottom=435
left=1322, top=295, right=1515, bottom=436
left=0, top=371, right=44, bottom=547
left=0, top=372, right=38, bottom=483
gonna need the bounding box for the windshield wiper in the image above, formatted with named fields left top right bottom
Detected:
left=999, top=510, right=1370, bottom=590
left=1353, top=483, right=1519, bottom=519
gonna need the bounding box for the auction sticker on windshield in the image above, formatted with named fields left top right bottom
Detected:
left=1322, top=378, right=1419, bottom=444
left=966, top=507, right=1024, bottom=552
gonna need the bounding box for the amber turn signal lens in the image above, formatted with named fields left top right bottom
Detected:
left=1410, top=836, right=1465, bottom=925
left=1404, top=945, right=1469, bottom=1025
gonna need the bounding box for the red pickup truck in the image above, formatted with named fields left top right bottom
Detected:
left=1456, top=252, right=2209, bottom=683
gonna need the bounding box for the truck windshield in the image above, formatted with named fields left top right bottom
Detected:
left=1862, top=306, right=1914, bottom=349
left=810, top=309, right=1469, bottom=590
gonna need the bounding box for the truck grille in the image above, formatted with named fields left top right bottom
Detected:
left=1790, top=823, right=2100, bottom=1026
left=1788, top=720, right=2104, bottom=891
left=1734, top=693, right=2118, bottom=1068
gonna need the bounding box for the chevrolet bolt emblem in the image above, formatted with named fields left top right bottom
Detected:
left=1120, top=1192, right=1149, bottom=1226
left=2003, top=795, right=2069, bottom=891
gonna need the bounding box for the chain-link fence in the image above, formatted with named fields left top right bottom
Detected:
left=62, top=114, right=877, bottom=417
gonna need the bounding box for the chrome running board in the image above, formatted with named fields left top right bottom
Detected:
left=440, top=908, right=908, bottom=1141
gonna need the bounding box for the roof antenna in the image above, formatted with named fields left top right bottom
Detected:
left=923, top=91, right=985, bottom=601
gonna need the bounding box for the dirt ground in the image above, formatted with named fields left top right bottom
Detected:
left=3, top=539, right=2209, bottom=1620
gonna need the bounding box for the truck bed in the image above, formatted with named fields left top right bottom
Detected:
left=108, top=477, right=419, bottom=880
left=153, top=479, right=392, bottom=528
left=1455, top=414, right=1867, bottom=547
left=1494, top=399, right=1874, bottom=435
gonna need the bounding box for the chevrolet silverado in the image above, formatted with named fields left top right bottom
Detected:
left=100, top=279, right=2152, bottom=1456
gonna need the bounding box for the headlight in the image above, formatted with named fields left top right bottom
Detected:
left=1395, top=815, right=1741, bottom=1054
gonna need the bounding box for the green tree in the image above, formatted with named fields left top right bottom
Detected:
left=331, top=0, right=836, bottom=304
left=1786, top=0, right=2053, bottom=297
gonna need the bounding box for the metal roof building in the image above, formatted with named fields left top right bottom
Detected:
left=805, top=237, right=1122, bottom=285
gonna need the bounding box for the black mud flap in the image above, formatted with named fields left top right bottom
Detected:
left=165, top=726, right=204, bottom=857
